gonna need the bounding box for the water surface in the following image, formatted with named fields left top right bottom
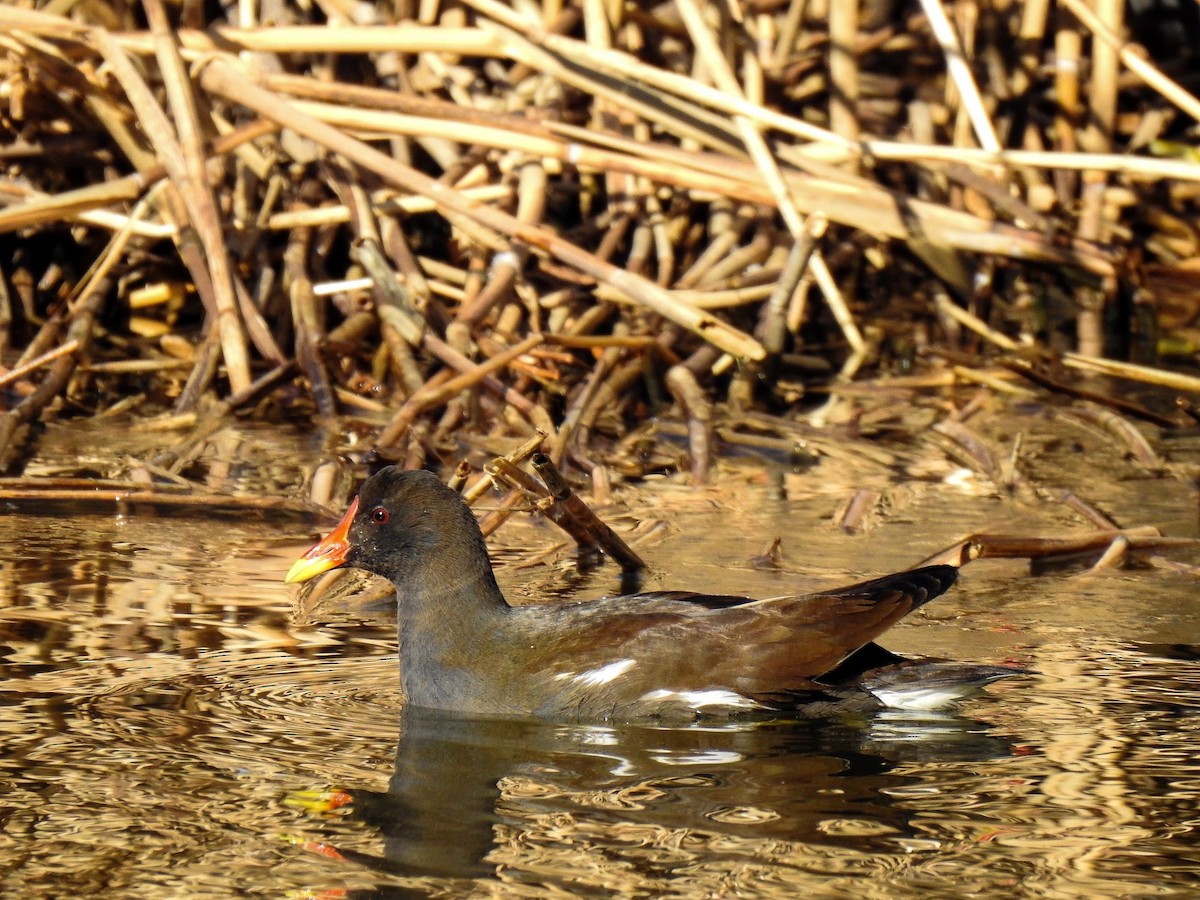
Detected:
left=2, top=416, right=1199, bottom=897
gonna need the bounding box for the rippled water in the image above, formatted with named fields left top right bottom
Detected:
left=3, top=416, right=1200, bottom=897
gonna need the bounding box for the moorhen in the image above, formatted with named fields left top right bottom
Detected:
left=286, top=467, right=1024, bottom=721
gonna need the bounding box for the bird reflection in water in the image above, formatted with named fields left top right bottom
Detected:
left=285, top=708, right=1017, bottom=894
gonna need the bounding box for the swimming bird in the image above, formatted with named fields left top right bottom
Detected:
left=286, top=467, right=1023, bottom=721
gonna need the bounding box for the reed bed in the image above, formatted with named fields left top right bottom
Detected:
left=0, top=0, right=1199, bottom=523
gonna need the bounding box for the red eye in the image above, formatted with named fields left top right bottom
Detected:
left=369, top=506, right=390, bottom=524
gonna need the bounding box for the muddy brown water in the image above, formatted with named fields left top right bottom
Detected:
left=2, top=415, right=1200, bottom=897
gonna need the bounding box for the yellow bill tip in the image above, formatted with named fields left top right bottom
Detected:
left=284, top=552, right=336, bottom=584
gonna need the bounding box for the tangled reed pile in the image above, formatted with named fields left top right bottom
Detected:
left=1, top=0, right=1199, bottom=505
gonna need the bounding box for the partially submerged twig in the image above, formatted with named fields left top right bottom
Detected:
left=531, top=452, right=645, bottom=574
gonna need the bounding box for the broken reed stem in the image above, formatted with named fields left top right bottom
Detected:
left=665, top=365, right=713, bottom=486
left=1060, top=490, right=1121, bottom=531
left=835, top=488, right=882, bottom=533
left=933, top=419, right=1003, bottom=484
left=0, top=485, right=325, bottom=516
left=0, top=284, right=107, bottom=464
left=934, top=292, right=1020, bottom=351
left=1059, top=406, right=1161, bottom=468
left=1062, top=354, right=1200, bottom=394
left=447, top=461, right=473, bottom=493
left=1090, top=535, right=1129, bottom=570
left=477, top=487, right=530, bottom=537
left=485, top=456, right=551, bottom=498
left=999, top=361, right=1179, bottom=429
left=462, top=433, right=547, bottom=506
left=919, top=530, right=1196, bottom=570
left=0, top=339, right=79, bottom=388
left=761, top=214, right=827, bottom=355
left=531, top=452, right=645, bottom=572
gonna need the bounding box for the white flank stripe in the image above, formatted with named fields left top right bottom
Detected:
left=570, top=659, right=637, bottom=687
left=869, top=685, right=978, bottom=711
left=640, top=689, right=760, bottom=710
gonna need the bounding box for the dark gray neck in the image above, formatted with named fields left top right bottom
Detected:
left=392, top=550, right=512, bottom=713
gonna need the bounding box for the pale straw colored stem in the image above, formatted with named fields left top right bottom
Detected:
left=828, top=0, right=860, bottom=144
left=596, top=281, right=776, bottom=309
left=795, top=142, right=1200, bottom=182
left=288, top=101, right=566, bottom=155
left=952, top=366, right=1038, bottom=397
left=916, top=0, right=1001, bottom=152
left=136, top=23, right=502, bottom=57
left=287, top=102, right=762, bottom=209
left=267, top=185, right=514, bottom=230
left=1072, top=0, right=1124, bottom=357
left=1087, top=0, right=1122, bottom=148
left=0, top=5, right=86, bottom=37
left=1062, top=355, right=1200, bottom=393
left=1013, top=0, right=1051, bottom=95
left=0, top=179, right=173, bottom=236
left=312, top=277, right=374, bottom=297
left=933, top=292, right=1020, bottom=351
left=774, top=0, right=805, bottom=68
left=581, top=0, right=611, bottom=49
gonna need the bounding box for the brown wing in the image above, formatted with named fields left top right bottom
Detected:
left=517, top=565, right=958, bottom=708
